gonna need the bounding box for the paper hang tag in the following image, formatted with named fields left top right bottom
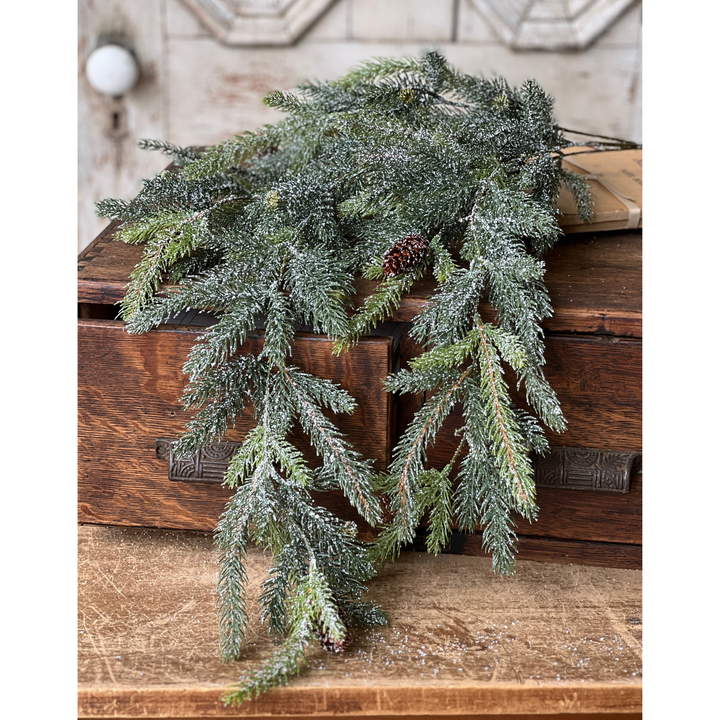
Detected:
left=562, top=155, right=641, bottom=230
left=557, top=147, right=642, bottom=233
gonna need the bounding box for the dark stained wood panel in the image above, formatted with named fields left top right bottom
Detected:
left=78, top=226, right=641, bottom=339
left=541, top=233, right=641, bottom=337
left=406, top=472, right=642, bottom=551
left=542, top=335, right=642, bottom=451
left=78, top=320, right=392, bottom=533
left=514, top=535, right=642, bottom=569
left=410, top=332, right=641, bottom=550
left=515, top=473, right=642, bottom=545
left=431, top=333, right=641, bottom=456
left=424, top=333, right=642, bottom=469
left=409, top=529, right=641, bottom=570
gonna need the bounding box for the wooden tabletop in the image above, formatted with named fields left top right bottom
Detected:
left=78, top=525, right=641, bottom=719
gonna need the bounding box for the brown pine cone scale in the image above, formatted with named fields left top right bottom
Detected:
left=382, top=233, right=429, bottom=277
left=317, top=625, right=348, bottom=654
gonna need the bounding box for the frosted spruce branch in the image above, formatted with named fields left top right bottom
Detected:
left=97, top=50, right=638, bottom=704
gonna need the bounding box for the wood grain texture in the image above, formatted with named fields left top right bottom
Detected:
left=78, top=229, right=641, bottom=339
left=542, top=336, right=641, bottom=451
left=78, top=525, right=642, bottom=718
left=355, top=231, right=641, bottom=338
left=424, top=334, right=642, bottom=465
left=78, top=320, right=392, bottom=534
left=405, top=472, right=642, bottom=562
left=84, top=715, right=641, bottom=720
left=513, top=535, right=641, bottom=570
left=537, top=232, right=641, bottom=337
left=77, top=218, right=135, bottom=305
left=410, top=531, right=642, bottom=570
left=405, top=525, right=642, bottom=570
left=516, top=473, right=641, bottom=546
left=79, top=687, right=642, bottom=718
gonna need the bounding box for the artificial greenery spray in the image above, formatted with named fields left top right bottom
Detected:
left=97, top=52, right=636, bottom=704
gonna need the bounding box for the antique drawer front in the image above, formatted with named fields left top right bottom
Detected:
left=152, top=432, right=642, bottom=551
left=420, top=333, right=642, bottom=471
left=78, top=322, right=642, bottom=558
left=78, top=319, right=393, bottom=532
left=542, top=335, right=641, bottom=451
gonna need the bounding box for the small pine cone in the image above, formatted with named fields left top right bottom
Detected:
left=314, top=603, right=348, bottom=653
left=382, top=234, right=429, bottom=277
left=316, top=624, right=348, bottom=654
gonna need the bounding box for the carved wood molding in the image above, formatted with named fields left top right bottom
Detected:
left=178, top=0, right=338, bottom=45
left=469, top=0, right=639, bottom=50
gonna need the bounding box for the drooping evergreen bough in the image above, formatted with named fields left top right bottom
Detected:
left=96, top=52, right=633, bottom=704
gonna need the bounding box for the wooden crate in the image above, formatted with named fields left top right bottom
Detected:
left=78, top=223, right=641, bottom=568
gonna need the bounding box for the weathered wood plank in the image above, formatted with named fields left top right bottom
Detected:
left=80, top=715, right=641, bottom=720
left=77, top=525, right=642, bottom=717
left=79, top=686, right=643, bottom=718
left=350, top=0, right=456, bottom=41
left=358, top=231, right=642, bottom=337
left=161, top=39, right=640, bottom=150
left=537, top=232, right=642, bottom=336
left=444, top=43, right=641, bottom=142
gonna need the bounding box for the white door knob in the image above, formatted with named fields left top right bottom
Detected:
left=86, top=44, right=139, bottom=97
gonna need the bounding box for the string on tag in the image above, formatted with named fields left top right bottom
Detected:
left=563, top=156, right=641, bottom=229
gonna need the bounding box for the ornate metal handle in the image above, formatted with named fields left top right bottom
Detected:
left=157, top=439, right=639, bottom=492
left=533, top=447, right=640, bottom=493
left=156, top=438, right=239, bottom=484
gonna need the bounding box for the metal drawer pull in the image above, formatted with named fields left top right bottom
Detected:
left=533, top=447, right=640, bottom=493
left=156, top=438, right=239, bottom=484
left=157, top=439, right=640, bottom=493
